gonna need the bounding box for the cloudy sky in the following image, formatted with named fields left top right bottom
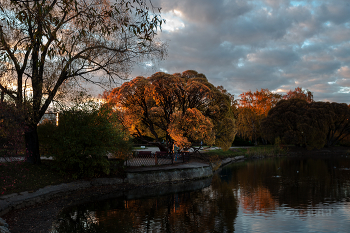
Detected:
left=130, top=0, right=350, bottom=104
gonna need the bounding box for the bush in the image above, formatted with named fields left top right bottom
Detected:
left=38, top=103, right=132, bottom=178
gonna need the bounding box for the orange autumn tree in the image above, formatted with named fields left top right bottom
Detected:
left=236, top=89, right=282, bottom=144
left=168, top=108, right=215, bottom=149
left=104, top=70, right=236, bottom=151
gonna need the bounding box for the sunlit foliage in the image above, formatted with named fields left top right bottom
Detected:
left=104, top=70, right=236, bottom=151
left=235, top=89, right=282, bottom=144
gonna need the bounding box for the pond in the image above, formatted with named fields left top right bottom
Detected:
left=51, top=155, right=350, bottom=232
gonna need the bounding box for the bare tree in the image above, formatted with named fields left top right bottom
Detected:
left=0, top=0, right=166, bottom=164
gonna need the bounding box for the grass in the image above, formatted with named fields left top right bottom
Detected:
left=0, top=160, right=75, bottom=196
left=204, top=148, right=247, bottom=158
left=0, top=159, right=125, bottom=196
left=244, top=145, right=288, bottom=158
left=203, top=145, right=288, bottom=159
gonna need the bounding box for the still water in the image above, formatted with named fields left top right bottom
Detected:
left=52, top=155, right=350, bottom=232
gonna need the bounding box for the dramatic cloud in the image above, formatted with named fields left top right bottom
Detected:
left=129, top=0, right=350, bottom=104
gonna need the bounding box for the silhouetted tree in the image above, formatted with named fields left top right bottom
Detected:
left=261, top=99, right=350, bottom=149
left=0, top=0, right=165, bottom=164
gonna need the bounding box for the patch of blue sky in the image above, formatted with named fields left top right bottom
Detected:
left=323, top=21, right=331, bottom=27
left=301, top=39, right=313, bottom=48
left=220, top=41, right=231, bottom=48
left=290, top=1, right=320, bottom=14
left=338, top=87, right=350, bottom=93
left=291, top=0, right=323, bottom=7
left=237, top=58, right=245, bottom=67
left=290, top=1, right=307, bottom=7
left=144, top=61, right=153, bottom=67
left=159, top=68, right=168, bottom=73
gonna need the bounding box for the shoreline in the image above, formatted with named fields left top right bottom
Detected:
left=0, top=156, right=245, bottom=233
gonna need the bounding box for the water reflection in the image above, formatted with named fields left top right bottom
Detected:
left=52, top=156, right=350, bottom=232
left=228, top=156, right=350, bottom=214
left=52, top=175, right=238, bottom=233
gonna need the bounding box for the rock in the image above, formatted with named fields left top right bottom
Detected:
left=0, top=217, right=9, bottom=233
left=0, top=226, right=10, bottom=233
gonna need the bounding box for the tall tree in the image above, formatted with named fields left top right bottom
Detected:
left=104, top=70, right=236, bottom=151
left=236, top=89, right=282, bottom=144
left=0, top=0, right=165, bottom=163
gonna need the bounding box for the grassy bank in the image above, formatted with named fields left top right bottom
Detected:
left=0, top=160, right=75, bottom=196
left=0, top=159, right=125, bottom=196
left=203, top=145, right=288, bottom=159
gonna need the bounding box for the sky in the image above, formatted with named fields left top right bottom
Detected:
left=129, top=0, right=350, bottom=104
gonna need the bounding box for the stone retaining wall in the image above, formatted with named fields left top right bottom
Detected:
left=126, top=166, right=213, bottom=185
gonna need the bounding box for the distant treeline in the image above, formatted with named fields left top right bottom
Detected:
left=234, top=87, right=350, bottom=149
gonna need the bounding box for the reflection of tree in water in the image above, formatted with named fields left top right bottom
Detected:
left=52, top=176, right=238, bottom=233
left=240, top=186, right=278, bottom=214
left=51, top=208, right=100, bottom=233
left=226, top=156, right=350, bottom=216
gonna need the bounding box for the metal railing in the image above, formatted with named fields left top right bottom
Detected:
left=126, top=151, right=190, bottom=167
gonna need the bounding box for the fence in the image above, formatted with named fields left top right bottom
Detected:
left=125, top=151, right=190, bottom=167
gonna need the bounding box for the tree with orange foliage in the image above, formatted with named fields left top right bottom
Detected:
left=236, top=89, right=282, bottom=144
left=104, top=70, right=236, bottom=152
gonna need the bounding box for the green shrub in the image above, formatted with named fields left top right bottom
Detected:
left=38, top=103, right=132, bottom=178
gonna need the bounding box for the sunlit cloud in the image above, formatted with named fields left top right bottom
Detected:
left=161, top=10, right=185, bottom=32
left=338, top=66, right=350, bottom=79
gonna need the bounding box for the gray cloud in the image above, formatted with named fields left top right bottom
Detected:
left=316, top=3, right=350, bottom=25
left=127, top=0, right=350, bottom=104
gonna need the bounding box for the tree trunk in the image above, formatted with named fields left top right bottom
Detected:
left=25, top=124, right=41, bottom=164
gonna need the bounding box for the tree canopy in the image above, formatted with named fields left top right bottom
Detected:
left=235, top=87, right=314, bottom=145
left=235, top=89, right=282, bottom=144
left=261, top=99, right=350, bottom=149
left=0, top=0, right=165, bottom=163
left=104, top=70, right=236, bottom=151
left=283, top=87, right=313, bottom=103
